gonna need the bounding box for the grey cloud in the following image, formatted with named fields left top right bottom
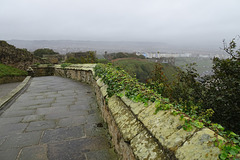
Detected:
left=0, top=0, right=239, bottom=49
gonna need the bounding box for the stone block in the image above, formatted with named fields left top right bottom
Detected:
left=129, top=101, right=146, bottom=115
left=131, top=130, right=166, bottom=160
left=120, top=94, right=133, bottom=106
left=100, top=85, right=108, bottom=98
left=80, top=71, right=86, bottom=82
left=119, top=138, right=135, bottom=160
left=86, top=149, right=119, bottom=160
left=19, top=144, right=48, bottom=160
left=22, top=115, right=44, bottom=123
left=165, top=127, right=196, bottom=151
left=0, top=131, right=42, bottom=150
left=77, top=70, right=82, bottom=81
left=108, top=96, right=143, bottom=141
left=175, top=128, right=222, bottom=160
left=138, top=103, right=157, bottom=121
left=26, top=120, right=56, bottom=131
left=0, top=149, right=20, bottom=160
left=121, top=94, right=147, bottom=116
left=139, top=106, right=193, bottom=149
left=41, top=125, right=85, bottom=143
left=96, top=78, right=105, bottom=88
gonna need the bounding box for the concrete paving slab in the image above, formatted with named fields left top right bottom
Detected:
left=1, top=110, right=35, bottom=118
left=48, top=137, right=110, bottom=160
left=36, top=107, right=68, bottom=115
left=26, top=120, right=56, bottom=131
left=0, top=76, right=118, bottom=159
left=86, top=149, right=119, bottom=160
left=22, top=115, right=44, bottom=123
left=19, top=145, right=48, bottom=160
left=41, top=125, right=85, bottom=144
left=0, top=131, right=42, bottom=150
left=0, top=117, right=23, bottom=125
left=0, top=123, right=28, bottom=136
left=58, top=115, right=86, bottom=127
left=0, top=149, right=20, bottom=160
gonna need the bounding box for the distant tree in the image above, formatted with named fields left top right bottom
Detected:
left=33, top=48, right=59, bottom=58
left=65, top=57, right=80, bottom=64
left=146, top=63, right=170, bottom=96
left=65, top=51, right=97, bottom=64
left=88, top=51, right=97, bottom=63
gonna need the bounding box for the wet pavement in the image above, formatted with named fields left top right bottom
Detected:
left=0, top=82, right=21, bottom=98
left=0, top=76, right=118, bottom=160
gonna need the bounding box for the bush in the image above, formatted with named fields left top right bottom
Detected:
left=33, top=48, right=59, bottom=58
left=202, top=38, right=240, bottom=134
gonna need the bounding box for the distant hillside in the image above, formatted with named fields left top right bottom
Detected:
left=112, top=58, right=177, bottom=83
left=0, top=41, right=47, bottom=70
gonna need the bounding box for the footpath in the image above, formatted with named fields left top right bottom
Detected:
left=0, top=76, right=118, bottom=160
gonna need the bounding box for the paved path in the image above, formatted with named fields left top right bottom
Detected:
left=0, top=82, right=21, bottom=98
left=0, top=76, right=118, bottom=160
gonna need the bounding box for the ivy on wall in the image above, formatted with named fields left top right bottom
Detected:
left=94, top=63, right=240, bottom=160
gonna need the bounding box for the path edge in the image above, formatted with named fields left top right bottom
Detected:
left=0, top=76, right=31, bottom=112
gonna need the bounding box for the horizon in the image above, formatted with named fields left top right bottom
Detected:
left=6, top=39, right=227, bottom=55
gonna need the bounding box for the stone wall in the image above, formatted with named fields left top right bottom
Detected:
left=31, top=65, right=55, bottom=77
left=0, top=76, right=26, bottom=84
left=54, top=64, right=222, bottom=160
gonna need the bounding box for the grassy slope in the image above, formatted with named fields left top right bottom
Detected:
left=175, top=57, right=213, bottom=75
left=112, top=59, right=177, bottom=83
left=0, top=63, right=27, bottom=78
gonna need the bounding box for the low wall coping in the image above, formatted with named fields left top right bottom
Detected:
left=0, top=76, right=31, bottom=110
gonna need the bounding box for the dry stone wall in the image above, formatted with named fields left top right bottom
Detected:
left=54, top=64, right=222, bottom=160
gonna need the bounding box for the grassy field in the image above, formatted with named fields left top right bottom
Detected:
left=0, top=63, right=27, bottom=78
left=175, top=57, right=213, bottom=75
left=112, top=58, right=177, bottom=83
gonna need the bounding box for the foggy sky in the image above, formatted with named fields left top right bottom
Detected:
left=1, top=0, right=240, bottom=49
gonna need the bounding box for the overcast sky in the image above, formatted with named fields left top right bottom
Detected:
left=1, top=0, right=239, bottom=49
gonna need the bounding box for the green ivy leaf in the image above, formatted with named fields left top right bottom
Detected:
left=219, top=152, right=228, bottom=160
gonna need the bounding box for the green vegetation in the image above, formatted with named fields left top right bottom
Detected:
left=97, top=59, right=110, bottom=64
left=104, top=52, right=145, bottom=60
left=112, top=59, right=177, bottom=83
left=95, top=62, right=240, bottom=160
left=65, top=51, right=97, bottom=64
left=175, top=57, right=213, bottom=75
left=0, top=63, right=27, bottom=78
left=147, top=38, right=240, bottom=160
left=33, top=48, right=59, bottom=58
left=60, top=63, right=72, bottom=68
left=203, top=38, right=240, bottom=135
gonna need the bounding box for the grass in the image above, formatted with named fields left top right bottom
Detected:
left=0, top=63, right=28, bottom=78
left=112, top=58, right=177, bottom=83
left=175, top=57, right=213, bottom=75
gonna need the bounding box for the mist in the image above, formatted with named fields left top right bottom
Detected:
left=1, top=0, right=240, bottom=50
